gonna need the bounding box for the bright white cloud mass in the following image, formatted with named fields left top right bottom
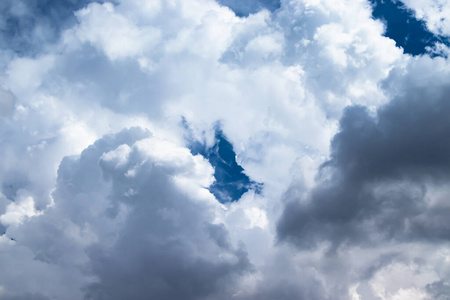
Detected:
left=1, top=0, right=450, bottom=299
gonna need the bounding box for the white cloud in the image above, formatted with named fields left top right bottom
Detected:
left=401, top=0, right=450, bottom=37
left=0, top=189, right=40, bottom=226
left=0, top=128, right=252, bottom=299
left=0, top=0, right=448, bottom=299
left=75, top=3, right=162, bottom=61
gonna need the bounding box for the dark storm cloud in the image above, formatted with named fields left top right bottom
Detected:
left=277, top=83, right=450, bottom=249
left=0, top=0, right=107, bottom=55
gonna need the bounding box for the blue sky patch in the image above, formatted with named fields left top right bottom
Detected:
left=217, top=0, right=280, bottom=17
left=183, top=120, right=262, bottom=203
left=369, top=0, right=449, bottom=56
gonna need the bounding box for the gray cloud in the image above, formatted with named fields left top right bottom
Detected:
left=5, top=128, right=251, bottom=299
left=426, top=280, right=450, bottom=300
left=80, top=130, right=251, bottom=299
left=0, top=0, right=108, bottom=55
left=1, top=0, right=449, bottom=299
left=278, top=83, right=450, bottom=249
left=1, top=293, right=50, bottom=300
left=0, top=88, right=15, bottom=118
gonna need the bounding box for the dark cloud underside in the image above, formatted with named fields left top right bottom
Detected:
left=278, top=83, right=450, bottom=249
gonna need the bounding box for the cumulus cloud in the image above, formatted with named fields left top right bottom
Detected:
left=0, top=0, right=449, bottom=299
left=2, top=128, right=251, bottom=299
left=278, top=93, right=450, bottom=246
left=277, top=54, right=450, bottom=297
left=401, top=0, right=450, bottom=37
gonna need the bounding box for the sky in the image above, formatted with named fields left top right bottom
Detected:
left=0, top=0, right=450, bottom=299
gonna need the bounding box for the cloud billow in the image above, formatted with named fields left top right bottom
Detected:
left=3, top=128, right=251, bottom=299
left=2, top=0, right=450, bottom=298
left=278, top=84, right=450, bottom=249
left=77, top=129, right=251, bottom=300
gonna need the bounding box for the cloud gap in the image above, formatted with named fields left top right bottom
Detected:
left=369, top=0, right=450, bottom=56
left=183, top=119, right=263, bottom=203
